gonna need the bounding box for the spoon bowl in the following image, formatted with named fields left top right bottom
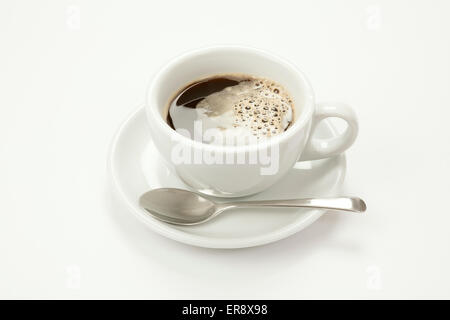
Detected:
left=139, top=188, right=219, bottom=225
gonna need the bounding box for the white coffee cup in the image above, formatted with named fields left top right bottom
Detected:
left=146, top=46, right=358, bottom=197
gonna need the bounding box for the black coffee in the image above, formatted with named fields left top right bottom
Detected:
left=166, top=74, right=294, bottom=142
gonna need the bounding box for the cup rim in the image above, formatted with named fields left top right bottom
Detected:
left=146, top=45, right=315, bottom=153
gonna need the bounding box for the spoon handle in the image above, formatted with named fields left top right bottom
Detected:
left=225, top=197, right=366, bottom=213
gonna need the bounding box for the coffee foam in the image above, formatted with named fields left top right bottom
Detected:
left=195, top=78, right=293, bottom=139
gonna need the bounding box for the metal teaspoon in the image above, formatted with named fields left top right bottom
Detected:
left=139, top=188, right=367, bottom=226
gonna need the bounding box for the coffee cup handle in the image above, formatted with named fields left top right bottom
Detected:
left=299, top=102, right=358, bottom=161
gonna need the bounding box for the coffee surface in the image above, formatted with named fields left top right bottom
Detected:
left=167, top=74, right=294, bottom=143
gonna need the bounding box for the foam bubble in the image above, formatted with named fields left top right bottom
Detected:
left=195, top=77, right=294, bottom=140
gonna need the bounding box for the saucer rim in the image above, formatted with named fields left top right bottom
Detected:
left=108, top=105, right=346, bottom=249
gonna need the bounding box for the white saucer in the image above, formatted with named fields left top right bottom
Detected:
left=109, top=106, right=346, bottom=249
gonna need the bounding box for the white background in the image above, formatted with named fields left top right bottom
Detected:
left=1, top=0, right=449, bottom=299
